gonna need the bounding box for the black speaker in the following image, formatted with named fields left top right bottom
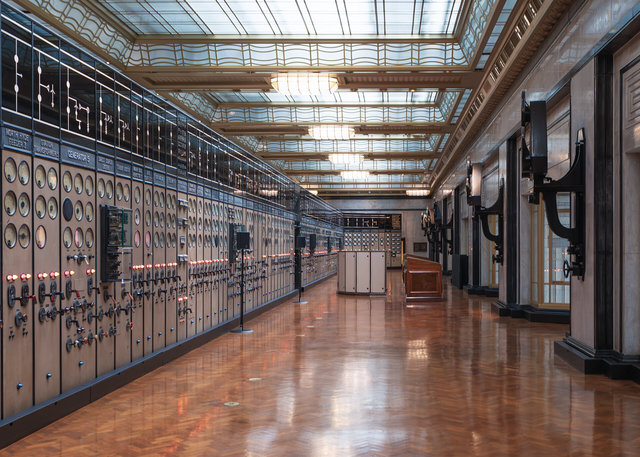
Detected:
left=295, top=236, right=306, bottom=249
left=309, top=234, right=317, bottom=251
left=237, top=231, right=250, bottom=250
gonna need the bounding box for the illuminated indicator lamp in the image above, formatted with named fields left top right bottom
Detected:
left=6, top=274, right=13, bottom=282
left=50, top=271, right=60, bottom=278
left=146, top=264, right=152, bottom=269
left=86, top=268, right=96, bottom=275
left=20, top=273, right=31, bottom=280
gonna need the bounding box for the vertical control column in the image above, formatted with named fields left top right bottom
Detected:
left=114, top=178, right=133, bottom=368
left=165, top=189, right=178, bottom=345
left=130, top=181, right=145, bottom=359
left=176, top=190, right=189, bottom=340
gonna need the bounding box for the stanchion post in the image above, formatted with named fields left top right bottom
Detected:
left=232, top=232, right=253, bottom=333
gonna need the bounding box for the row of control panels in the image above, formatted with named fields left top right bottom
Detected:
left=0, top=149, right=343, bottom=421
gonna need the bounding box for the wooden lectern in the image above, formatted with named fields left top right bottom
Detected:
left=403, top=254, right=443, bottom=301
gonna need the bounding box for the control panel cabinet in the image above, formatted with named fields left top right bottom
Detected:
left=142, top=184, right=155, bottom=354
left=96, top=172, right=115, bottom=377
left=2, top=150, right=35, bottom=417
left=59, top=165, right=98, bottom=391
left=33, top=157, right=61, bottom=404
left=165, top=188, right=178, bottom=346
left=176, top=189, right=189, bottom=340
left=113, top=177, right=133, bottom=368
left=151, top=186, right=166, bottom=350
left=130, top=180, right=145, bottom=359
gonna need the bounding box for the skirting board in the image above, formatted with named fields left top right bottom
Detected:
left=491, top=301, right=570, bottom=324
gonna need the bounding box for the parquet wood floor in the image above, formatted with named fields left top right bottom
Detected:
left=2, top=272, right=640, bottom=456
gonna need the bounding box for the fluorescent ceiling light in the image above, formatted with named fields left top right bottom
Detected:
left=406, top=189, right=429, bottom=196
left=309, top=190, right=318, bottom=195
left=341, top=171, right=370, bottom=181
left=308, top=125, right=354, bottom=140
left=271, top=73, right=338, bottom=95
left=328, top=153, right=363, bottom=165
left=259, top=189, right=278, bottom=197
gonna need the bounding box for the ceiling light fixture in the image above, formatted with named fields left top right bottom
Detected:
left=308, top=125, right=354, bottom=140
left=341, top=171, right=370, bottom=181
left=328, top=153, right=363, bottom=165
left=309, top=190, right=318, bottom=195
left=270, top=73, right=338, bottom=95
left=406, top=189, right=429, bottom=196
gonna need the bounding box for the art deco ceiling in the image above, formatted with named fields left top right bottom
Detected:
left=15, top=0, right=571, bottom=196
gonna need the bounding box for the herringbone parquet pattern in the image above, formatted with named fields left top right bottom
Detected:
left=2, top=273, right=640, bottom=456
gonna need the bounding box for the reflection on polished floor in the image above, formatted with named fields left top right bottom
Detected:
left=3, top=272, right=640, bottom=456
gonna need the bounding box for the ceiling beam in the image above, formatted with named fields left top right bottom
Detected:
left=281, top=170, right=427, bottom=175
left=135, top=34, right=456, bottom=45
left=262, top=152, right=439, bottom=160
left=217, top=123, right=453, bottom=136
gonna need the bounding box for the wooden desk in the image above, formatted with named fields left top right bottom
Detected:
left=403, top=254, right=443, bottom=301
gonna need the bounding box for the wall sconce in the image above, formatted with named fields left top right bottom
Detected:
left=466, top=162, right=504, bottom=264
left=520, top=91, right=585, bottom=279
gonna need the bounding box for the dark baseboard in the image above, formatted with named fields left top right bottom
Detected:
left=482, top=287, right=498, bottom=297
left=464, top=284, right=484, bottom=295
left=492, top=302, right=570, bottom=324
left=555, top=337, right=640, bottom=383
left=0, top=286, right=305, bottom=450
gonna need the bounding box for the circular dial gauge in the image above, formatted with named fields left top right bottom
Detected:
left=18, top=161, right=29, bottom=185
left=145, top=211, right=151, bottom=227
left=74, top=201, right=83, bottom=221
left=35, top=166, right=46, bottom=188
left=153, top=232, right=159, bottom=247
left=4, top=191, right=16, bottom=216
left=145, top=231, right=151, bottom=247
left=48, top=197, right=58, bottom=219
left=4, top=224, right=16, bottom=248
left=159, top=233, right=164, bottom=248
left=47, top=168, right=58, bottom=190
left=85, top=202, right=94, bottom=222
left=116, top=182, right=123, bottom=201
left=154, top=212, right=159, bottom=227
left=4, top=158, right=16, bottom=182
left=74, top=174, right=83, bottom=194
left=134, top=230, right=141, bottom=248
left=97, top=179, right=105, bottom=197
left=153, top=191, right=159, bottom=207
left=63, top=227, right=72, bottom=248
left=124, top=184, right=130, bottom=202
left=35, top=226, right=46, bottom=249
left=74, top=228, right=83, bottom=248
left=85, top=176, right=94, bottom=196
left=106, top=180, right=113, bottom=199
left=134, top=209, right=140, bottom=225
left=160, top=213, right=165, bottom=228
left=145, top=189, right=151, bottom=205
left=35, top=196, right=46, bottom=219
left=63, top=172, right=72, bottom=192
left=18, top=224, right=30, bottom=248
left=85, top=228, right=94, bottom=248
left=18, top=193, right=30, bottom=217
left=159, top=193, right=165, bottom=208
left=134, top=186, right=141, bottom=203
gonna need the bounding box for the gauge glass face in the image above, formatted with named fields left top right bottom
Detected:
left=48, top=197, right=58, bottom=219
left=98, top=178, right=105, bottom=197
left=85, top=176, right=94, bottom=196
left=154, top=212, right=159, bottom=227
left=153, top=191, right=159, bottom=207
left=4, top=158, right=16, bottom=182
left=134, top=230, right=141, bottom=247
left=63, top=172, right=72, bottom=192
left=145, top=211, right=151, bottom=227
left=35, top=226, right=46, bottom=248
left=18, top=161, right=29, bottom=185
left=198, top=201, right=202, bottom=213
left=124, top=184, right=130, bottom=202
left=145, top=189, right=151, bottom=205
left=134, top=186, right=141, bottom=203
left=85, top=202, right=94, bottom=222
left=134, top=209, right=140, bottom=225
left=74, top=174, right=83, bottom=194
left=159, top=193, right=165, bottom=208
left=198, top=235, right=202, bottom=246
left=116, top=182, right=123, bottom=201
left=159, top=233, right=165, bottom=247
left=145, top=231, right=151, bottom=247
left=4, top=223, right=16, bottom=248
left=35, top=166, right=46, bottom=188
left=85, top=228, right=94, bottom=248
left=74, top=228, right=83, bottom=247
left=160, top=213, right=165, bottom=228
left=18, top=193, right=30, bottom=217
left=153, top=232, right=159, bottom=247
left=63, top=227, right=72, bottom=248
left=18, top=224, right=30, bottom=248
left=4, top=191, right=16, bottom=216
left=47, top=168, right=58, bottom=190
left=35, top=196, right=46, bottom=219
left=74, top=201, right=83, bottom=221
left=106, top=180, right=113, bottom=199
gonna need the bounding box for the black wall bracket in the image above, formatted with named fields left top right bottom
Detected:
left=520, top=91, right=586, bottom=279
left=466, top=163, right=504, bottom=265
left=441, top=215, right=453, bottom=256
